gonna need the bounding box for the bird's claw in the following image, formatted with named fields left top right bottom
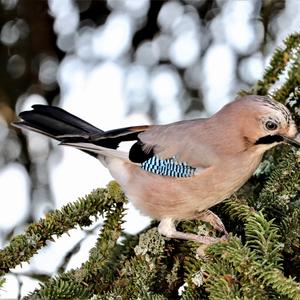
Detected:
left=219, top=233, right=229, bottom=242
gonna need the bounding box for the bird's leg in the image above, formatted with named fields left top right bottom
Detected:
left=196, top=210, right=228, bottom=238
left=158, top=218, right=219, bottom=244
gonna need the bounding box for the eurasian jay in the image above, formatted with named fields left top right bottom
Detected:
left=13, top=95, right=300, bottom=245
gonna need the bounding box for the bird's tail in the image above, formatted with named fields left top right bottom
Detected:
left=13, top=105, right=149, bottom=159
left=13, top=104, right=104, bottom=140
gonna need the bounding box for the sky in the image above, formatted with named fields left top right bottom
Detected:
left=1, top=0, right=300, bottom=297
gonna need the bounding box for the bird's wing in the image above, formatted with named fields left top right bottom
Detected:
left=133, top=119, right=211, bottom=168
left=70, top=119, right=210, bottom=177
left=62, top=122, right=204, bottom=178
left=59, top=118, right=210, bottom=178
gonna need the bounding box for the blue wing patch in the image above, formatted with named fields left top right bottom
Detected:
left=141, top=156, right=196, bottom=178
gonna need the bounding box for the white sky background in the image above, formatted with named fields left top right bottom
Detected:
left=1, top=0, right=300, bottom=297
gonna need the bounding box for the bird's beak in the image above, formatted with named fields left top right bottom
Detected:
left=282, top=133, right=300, bottom=148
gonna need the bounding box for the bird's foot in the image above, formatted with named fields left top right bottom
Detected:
left=196, top=210, right=228, bottom=236
left=158, top=218, right=229, bottom=259
left=158, top=218, right=229, bottom=245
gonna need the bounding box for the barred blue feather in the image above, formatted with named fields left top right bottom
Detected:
left=141, top=156, right=196, bottom=177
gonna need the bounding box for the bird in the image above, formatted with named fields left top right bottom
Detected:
left=13, top=95, right=300, bottom=246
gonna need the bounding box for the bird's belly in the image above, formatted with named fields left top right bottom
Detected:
left=110, top=156, right=262, bottom=221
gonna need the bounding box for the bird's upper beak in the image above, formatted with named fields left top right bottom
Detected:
left=282, top=133, right=300, bottom=148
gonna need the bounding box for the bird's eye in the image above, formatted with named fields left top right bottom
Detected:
left=265, top=120, right=278, bottom=131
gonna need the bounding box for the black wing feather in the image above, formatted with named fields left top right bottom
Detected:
left=129, top=141, right=154, bottom=163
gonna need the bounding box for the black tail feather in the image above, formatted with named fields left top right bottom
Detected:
left=17, top=105, right=103, bottom=138
left=13, top=105, right=150, bottom=154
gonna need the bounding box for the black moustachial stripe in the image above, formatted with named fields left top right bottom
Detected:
left=255, top=135, right=284, bottom=145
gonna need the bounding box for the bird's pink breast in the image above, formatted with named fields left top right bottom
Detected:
left=120, top=151, right=263, bottom=220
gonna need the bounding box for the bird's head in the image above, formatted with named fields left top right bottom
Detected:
left=217, top=95, right=300, bottom=153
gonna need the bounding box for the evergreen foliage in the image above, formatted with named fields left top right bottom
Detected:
left=1, top=33, right=300, bottom=299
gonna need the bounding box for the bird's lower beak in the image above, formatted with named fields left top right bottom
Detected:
left=282, top=133, right=300, bottom=148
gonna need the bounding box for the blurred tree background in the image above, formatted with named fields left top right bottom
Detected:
left=0, top=0, right=300, bottom=298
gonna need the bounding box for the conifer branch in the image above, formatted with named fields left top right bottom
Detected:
left=0, top=181, right=127, bottom=277
left=112, top=228, right=166, bottom=299
left=202, top=210, right=300, bottom=299
left=253, top=33, right=300, bottom=95
left=24, top=197, right=126, bottom=299
left=273, top=51, right=300, bottom=104
left=204, top=238, right=300, bottom=299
